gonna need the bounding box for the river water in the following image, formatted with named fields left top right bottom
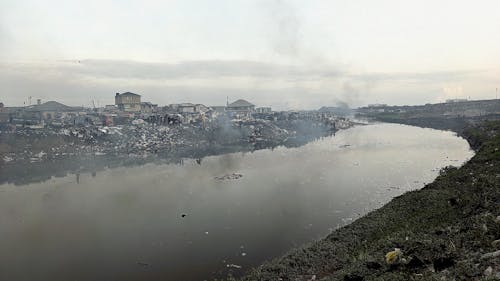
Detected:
left=0, top=124, right=473, bottom=281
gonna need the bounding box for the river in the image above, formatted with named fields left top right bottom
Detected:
left=0, top=123, right=474, bottom=281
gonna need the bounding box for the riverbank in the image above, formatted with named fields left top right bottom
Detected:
left=240, top=120, right=499, bottom=280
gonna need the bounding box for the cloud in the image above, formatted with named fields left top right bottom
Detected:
left=349, top=70, right=482, bottom=83
left=3, top=59, right=478, bottom=83
left=0, top=59, right=493, bottom=109
left=75, top=59, right=344, bottom=80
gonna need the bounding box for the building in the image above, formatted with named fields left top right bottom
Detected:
left=210, top=106, right=226, bottom=113
left=446, top=98, right=468, bottom=103
left=105, top=105, right=117, bottom=112
left=226, top=99, right=255, bottom=118
left=256, top=107, right=272, bottom=114
left=170, top=103, right=210, bottom=114
left=140, top=102, right=158, bottom=114
left=0, top=102, right=9, bottom=124
left=115, top=92, right=141, bottom=112
left=23, top=101, right=82, bottom=121
left=176, top=103, right=197, bottom=113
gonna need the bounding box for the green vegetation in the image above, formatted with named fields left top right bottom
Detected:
left=240, top=121, right=500, bottom=281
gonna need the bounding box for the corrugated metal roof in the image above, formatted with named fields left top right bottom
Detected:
left=227, top=99, right=254, bottom=107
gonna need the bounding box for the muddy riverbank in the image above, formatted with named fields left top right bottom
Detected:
left=240, top=120, right=500, bottom=280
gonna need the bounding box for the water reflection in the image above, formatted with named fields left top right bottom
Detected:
left=0, top=124, right=473, bottom=281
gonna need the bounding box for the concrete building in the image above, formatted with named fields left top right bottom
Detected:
left=115, top=92, right=141, bottom=112
left=23, top=101, right=82, bottom=121
left=170, top=103, right=209, bottom=114
left=210, top=106, right=226, bottom=113
left=446, top=98, right=468, bottom=103
left=0, top=102, right=9, bottom=124
left=105, top=105, right=117, bottom=112
left=256, top=107, right=272, bottom=114
left=226, top=99, right=255, bottom=118
left=176, top=103, right=197, bottom=113
left=140, top=102, right=158, bottom=114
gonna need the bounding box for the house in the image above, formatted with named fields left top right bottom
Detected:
left=23, top=101, right=82, bottom=122
left=105, top=105, right=117, bottom=112
left=210, top=106, right=226, bottom=113
left=115, top=92, right=141, bottom=112
left=0, top=103, right=9, bottom=124
left=227, top=99, right=255, bottom=111
left=256, top=107, right=272, bottom=114
left=140, top=102, right=158, bottom=114
left=226, top=99, right=255, bottom=118
left=176, top=103, right=197, bottom=113
left=170, top=103, right=210, bottom=114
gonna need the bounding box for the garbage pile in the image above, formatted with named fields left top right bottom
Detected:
left=0, top=118, right=305, bottom=165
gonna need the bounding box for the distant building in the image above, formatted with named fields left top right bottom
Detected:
left=171, top=103, right=209, bottom=114
left=105, top=105, right=117, bottom=111
left=115, top=92, right=141, bottom=112
left=256, top=107, right=272, bottom=114
left=226, top=99, right=255, bottom=118
left=446, top=98, right=468, bottom=103
left=140, top=102, right=158, bottom=114
left=367, top=104, right=387, bottom=108
left=0, top=103, right=8, bottom=124
left=24, top=101, right=82, bottom=121
left=210, top=106, right=226, bottom=113
left=176, top=103, right=197, bottom=113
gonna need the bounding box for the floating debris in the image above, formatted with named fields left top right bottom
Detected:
left=2, top=156, right=13, bottom=162
left=214, top=173, right=243, bottom=181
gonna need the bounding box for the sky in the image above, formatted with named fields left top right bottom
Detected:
left=1, top=0, right=500, bottom=109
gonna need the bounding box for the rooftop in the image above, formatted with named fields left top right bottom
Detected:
left=227, top=99, right=254, bottom=108
left=26, top=101, right=80, bottom=112
left=117, top=92, right=141, bottom=97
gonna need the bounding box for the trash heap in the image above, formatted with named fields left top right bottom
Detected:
left=0, top=117, right=322, bottom=165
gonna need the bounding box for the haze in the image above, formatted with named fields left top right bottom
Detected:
left=1, top=0, right=499, bottom=109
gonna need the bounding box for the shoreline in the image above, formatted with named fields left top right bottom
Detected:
left=239, top=118, right=499, bottom=280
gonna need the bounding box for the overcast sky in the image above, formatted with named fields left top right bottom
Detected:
left=1, top=0, right=499, bottom=109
